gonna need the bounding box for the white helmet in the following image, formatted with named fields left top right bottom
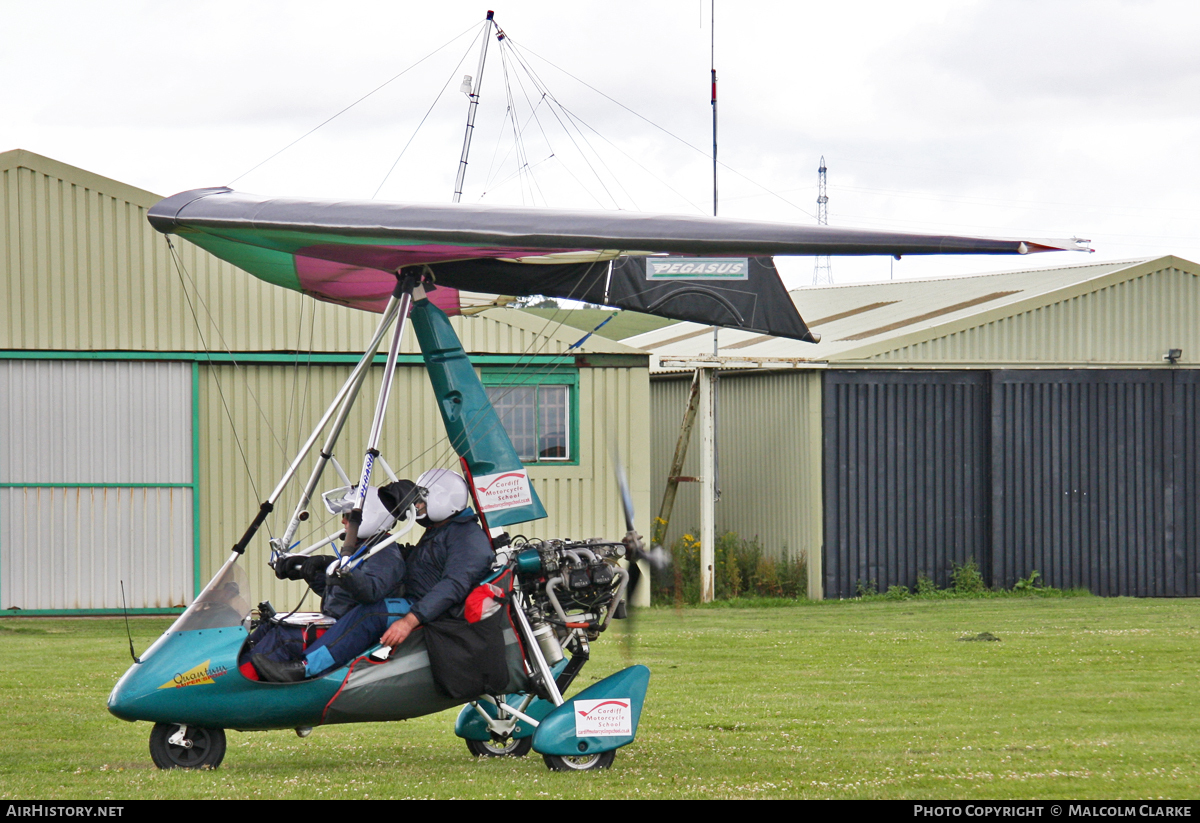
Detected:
left=321, top=485, right=397, bottom=540
left=416, top=468, right=470, bottom=523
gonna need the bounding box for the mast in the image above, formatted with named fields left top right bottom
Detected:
left=711, top=0, right=718, bottom=218
left=453, top=10, right=499, bottom=203
left=701, top=0, right=719, bottom=603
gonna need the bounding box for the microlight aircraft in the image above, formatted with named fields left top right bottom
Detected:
left=108, top=188, right=1089, bottom=769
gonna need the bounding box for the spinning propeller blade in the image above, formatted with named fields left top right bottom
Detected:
left=612, top=450, right=642, bottom=605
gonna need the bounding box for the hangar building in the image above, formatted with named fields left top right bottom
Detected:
left=0, top=149, right=650, bottom=615
left=635, top=257, right=1200, bottom=599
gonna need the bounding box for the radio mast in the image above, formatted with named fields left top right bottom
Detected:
left=812, top=156, right=833, bottom=285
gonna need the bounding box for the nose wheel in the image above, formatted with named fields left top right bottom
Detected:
left=542, top=750, right=616, bottom=771
left=149, top=723, right=227, bottom=769
left=465, top=736, right=533, bottom=757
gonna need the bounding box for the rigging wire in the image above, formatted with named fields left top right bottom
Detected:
left=281, top=295, right=319, bottom=485
left=497, top=39, right=625, bottom=210
left=500, top=37, right=638, bottom=211
left=495, top=41, right=554, bottom=207
left=162, top=239, right=289, bottom=464
left=475, top=89, right=609, bottom=209
left=478, top=93, right=551, bottom=197
left=478, top=95, right=519, bottom=194
left=481, top=153, right=559, bottom=202
left=496, top=42, right=535, bottom=205
left=227, top=22, right=479, bottom=187
left=165, top=238, right=262, bottom=506
left=512, top=40, right=817, bottom=219
left=371, top=31, right=484, bottom=200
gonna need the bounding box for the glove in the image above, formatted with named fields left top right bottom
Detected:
left=275, top=554, right=336, bottom=582
left=274, top=554, right=309, bottom=581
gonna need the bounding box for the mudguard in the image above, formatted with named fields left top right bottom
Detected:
left=530, top=665, right=650, bottom=756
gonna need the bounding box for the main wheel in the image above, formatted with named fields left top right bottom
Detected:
left=542, top=750, right=616, bottom=771
left=149, top=723, right=227, bottom=769
left=466, top=736, right=533, bottom=757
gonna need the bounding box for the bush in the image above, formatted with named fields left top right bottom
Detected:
left=652, top=530, right=806, bottom=605
left=951, top=559, right=988, bottom=594
left=851, top=562, right=1079, bottom=601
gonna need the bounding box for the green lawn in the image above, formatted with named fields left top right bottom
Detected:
left=2, top=597, right=1198, bottom=799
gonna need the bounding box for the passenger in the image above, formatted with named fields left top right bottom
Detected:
left=246, top=483, right=411, bottom=667
left=252, top=469, right=495, bottom=682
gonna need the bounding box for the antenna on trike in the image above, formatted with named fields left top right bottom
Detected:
left=120, top=581, right=141, bottom=664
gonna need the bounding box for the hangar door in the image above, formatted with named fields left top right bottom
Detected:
left=0, top=360, right=194, bottom=611
left=990, top=370, right=1198, bottom=597
left=823, top=371, right=990, bottom=598
left=823, top=370, right=1199, bottom=598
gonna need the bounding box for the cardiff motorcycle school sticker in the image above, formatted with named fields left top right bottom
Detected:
left=473, top=470, right=534, bottom=513
left=574, top=698, right=633, bottom=737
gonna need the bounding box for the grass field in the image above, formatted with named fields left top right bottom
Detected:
left=2, top=597, right=1199, bottom=799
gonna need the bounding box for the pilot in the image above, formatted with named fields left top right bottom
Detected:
left=246, top=483, right=411, bottom=667
left=252, top=468, right=495, bottom=682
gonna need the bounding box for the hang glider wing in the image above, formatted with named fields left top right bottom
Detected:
left=148, top=187, right=1090, bottom=343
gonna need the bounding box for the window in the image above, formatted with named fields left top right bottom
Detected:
left=483, top=368, right=578, bottom=465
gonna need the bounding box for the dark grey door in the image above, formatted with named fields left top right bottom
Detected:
left=991, top=370, right=1198, bottom=596
left=823, top=371, right=991, bottom=599
left=823, top=369, right=1199, bottom=598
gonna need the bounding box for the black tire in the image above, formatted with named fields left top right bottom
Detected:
left=149, top=723, right=227, bottom=770
left=542, top=750, right=616, bottom=771
left=466, top=736, right=533, bottom=757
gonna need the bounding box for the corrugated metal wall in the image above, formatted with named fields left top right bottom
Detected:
left=0, top=158, right=631, bottom=357
left=650, top=370, right=823, bottom=592
left=823, top=371, right=991, bottom=598
left=1, top=487, right=191, bottom=610
left=0, top=159, right=399, bottom=353
left=992, top=370, right=1199, bottom=596
left=0, top=361, right=193, bottom=609
left=822, top=368, right=1199, bottom=599
left=0, top=361, right=191, bottom=482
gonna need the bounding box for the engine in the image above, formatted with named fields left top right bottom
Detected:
left=499, top=538, right=629, bottom=669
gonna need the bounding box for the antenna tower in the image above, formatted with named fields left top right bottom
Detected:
left=812, top=155, right=833, bottom=285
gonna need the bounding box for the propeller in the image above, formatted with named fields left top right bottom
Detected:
left=612, top=449, right=669, bottom=613
left=613, top=454, right=643, bottom=603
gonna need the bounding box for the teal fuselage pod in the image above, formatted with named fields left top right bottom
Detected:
left=107, top=623, right=471, bottom=731
left=531, top=665, right=651, bottom=756
left=410, top=296, right=547, bottom=528
left=107, top=624, right=341, bottom=730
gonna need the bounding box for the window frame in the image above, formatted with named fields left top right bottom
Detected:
left=481, top=367, right=580, bottom=466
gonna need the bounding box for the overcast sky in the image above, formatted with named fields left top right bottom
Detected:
left=5, top=0, right=1198, bottom=288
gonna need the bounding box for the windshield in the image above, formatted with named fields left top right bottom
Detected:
left=170, top=555, right=252, bottom=632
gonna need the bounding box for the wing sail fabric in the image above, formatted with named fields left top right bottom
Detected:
left=148, top=187, right=1087, bottom=340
